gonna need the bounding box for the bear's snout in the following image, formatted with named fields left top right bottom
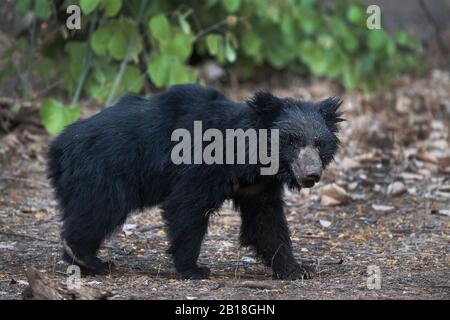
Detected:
left=301, top=165, right=322, bottom=187
left=291, top=146, right=323, bottom=188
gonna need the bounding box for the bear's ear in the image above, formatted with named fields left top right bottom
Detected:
left=247, top=91, right=282, bottom=121
left=318, top=97, right=344, bottom=132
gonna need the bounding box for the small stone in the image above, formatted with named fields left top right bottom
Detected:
left=372, top=204, right=395, bottom=212
left=319, top=220, right=332, bottom=228
left=387, top=181, right=407, bottom=197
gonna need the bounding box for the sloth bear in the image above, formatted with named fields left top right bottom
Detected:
left=47, top=84, right=343, bottom=280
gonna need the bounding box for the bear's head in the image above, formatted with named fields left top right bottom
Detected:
left=247, top=92, right=344, bottom=190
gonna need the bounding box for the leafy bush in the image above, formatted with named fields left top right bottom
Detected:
left=1, top=0, right=423, bottom=133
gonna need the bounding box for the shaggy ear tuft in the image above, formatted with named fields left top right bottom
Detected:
left=318, top=97, right=345, bottom=132
left=247, top=91, right=282, bottom=121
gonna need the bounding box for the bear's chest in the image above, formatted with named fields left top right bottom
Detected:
left=233, top=180, right=267, bottom=196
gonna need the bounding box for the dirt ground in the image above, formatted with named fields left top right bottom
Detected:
left=0, top=72, right=449, bottom=300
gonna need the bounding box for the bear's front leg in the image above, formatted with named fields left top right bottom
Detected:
left=234, top=184, right=316, bottom=280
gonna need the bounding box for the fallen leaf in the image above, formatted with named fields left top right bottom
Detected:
left=319, top=184, right=351, bottom=206
left=437, top=157, right=450, bottom=173
left=340, top=157, right=360, bottom=170
left=438, top=185, right=450, bottom=193
left=416, top=149, right=439, bottom=164
left=1, top=133, right=20, bottom=149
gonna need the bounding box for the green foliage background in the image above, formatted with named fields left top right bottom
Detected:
left=1, top=0, right=423, bottom=134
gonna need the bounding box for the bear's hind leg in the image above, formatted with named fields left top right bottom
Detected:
left=60, top=195, right=131, bottom=275
left=62, top=237, right=110, bottom=275
left=61, top=213, right=117, bottom=275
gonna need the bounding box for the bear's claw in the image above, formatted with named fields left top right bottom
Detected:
left=274, top=263, right=316, bottom=280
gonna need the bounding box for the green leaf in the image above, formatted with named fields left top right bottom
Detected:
left=103, top=0, right=122, bottom=17
left=269, top=5, right=282, bottom=22
left=206, top=34, right=221, bottom=55
left=149, top=14, right=171, bottom=42
left=242, top=32, right=261, bottom=57
left=160, top=33, right=193, bottom=62
left=65, top=42, right=88, bottom=79
left=298, top=40, right=316, bottom=61
left=281, top=16, right=294, bottom=36
left=342, top=65, right=357, bottom=90
left=80, top=0, right=100, bottom=14
left=346, top=4, right=365, bottom=25
left=168, top=62, right=196, bottom=85
left=300, top=18, right=316, bottom=34
left=39, top=99, right=80, bottom=134
left=267, top=50, right=285, bottom=69
left=318, top=34, right=334, bottom=49
left=119, top=19, right=143, bottom=61
left=208, top=0, right=220, bottom=6
left=343, top=34, right=358, bottom=52
left=35, top=0, right=52, bottom=19
left=86, top=63, right=117, bottom=102
left=91, top=27, right=111, bottom=55
left=92, top=64, right=143, bottom=102
left=309, top=52, right=328, bottom=75
left=123, top=66, right=143, bottom=93
left=368, top=30, right=387, bottom=51
left=147, top=54, right=172, bottom=87
left=222, top=0, right=240, bottom=13
left=147, top=54, right=195, bottom=87
left=88, top=82, right=109, bottom=102
left=326, top=53, right=343, bottom=78
left=333, top=19, right=359, bottom=52
left=15, top=0, right=31, bottom=12
left=396, top=31, right=409, bottom=46
left=300, top=0, right=315, bottom=6
left=178, top=13, right=191, bottom=34
left=225, top=42, right=236, bottom=63
left=108, top=31, right=127, bottom=60
left=386, top=39, right=396, bottom=57
left=361, top=53, right=375, bottom=73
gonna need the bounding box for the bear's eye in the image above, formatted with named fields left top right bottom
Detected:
left=314, top=137, right=323, bottom=149
left=286, top=136, right=299, bottom=146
